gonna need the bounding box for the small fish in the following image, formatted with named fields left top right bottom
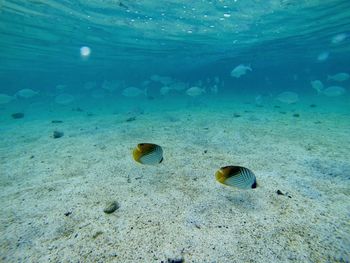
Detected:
left=317, top=51, right=329, bottom=62
left=322, top=86, right=346, bottom=97
left=215, top=166, right=257, bottom=189
left=133, top=143, right=163, bottom=165
left=311, top=80, right=324, bottom=94
left=230, top=64, right=252, bottom=78
left=328, top=73, right=349, bottom=82
left=276, top=91, right=299, bottom=104
left=102, top=81, right=119, bottom=92
left=16, top=89, right=39, bottom=98
left=317, top=51, right=329, bottom=61
left=122, top=87, right=146, bottom=97
left=186, top=86, right=205, bottom=97
left=56, top=84, right=67, bottom=90
left=331, top=33, right=347, bottom=44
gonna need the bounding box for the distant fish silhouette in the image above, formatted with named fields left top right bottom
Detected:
left=311, top=80, right=324, bottom=94
left=230, top=64, right=252, bottom=78
left=322, top=86, right=346, bottom=97
left=16, top=89, right=39, bottom=98
left=276, top=91, right=299, bottom=104
left=328, top=73, right=349, bottom=82
left=186, top=86, right=205, bottom=97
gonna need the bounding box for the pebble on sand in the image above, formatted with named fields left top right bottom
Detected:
left=276, top=190, right=292, bottom=198
left=166, top=258, right=184, bottom=263
left=126, top=117, right=136, bottom=122
left=103, top=201, right=120, bottom=214
left=277, top=190, right=284, bottom=195
left=53, top=131, right=64, bottom=139
left=11, top=112, right=24, bottom=119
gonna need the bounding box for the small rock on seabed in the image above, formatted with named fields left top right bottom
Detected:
left=53, top=131, right=64, bottom=139
left=11, top=112, right=24, bottom=119
left=103, top=201, right=120, bottom=214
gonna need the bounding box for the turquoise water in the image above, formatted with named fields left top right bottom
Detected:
left=1, top=1, right=349, bottom=96
left=1, top=1, right=350, bottom=262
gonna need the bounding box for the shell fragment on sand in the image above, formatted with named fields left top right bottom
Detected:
left=133, top=143, right=163, bottom=165
left=103, top=201, right=119, bottom=214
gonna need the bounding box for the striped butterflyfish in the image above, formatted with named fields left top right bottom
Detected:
left=215, top=166, right=257, bottom=189
left=132, top=143, right=163, bottom=165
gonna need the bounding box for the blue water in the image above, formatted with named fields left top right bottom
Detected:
left=0, top=1, right=349, bottom=98
left=1, top=1, right=350, bottom=262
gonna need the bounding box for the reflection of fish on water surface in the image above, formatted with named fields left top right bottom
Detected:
left=133, top=143, right=163, bottom=165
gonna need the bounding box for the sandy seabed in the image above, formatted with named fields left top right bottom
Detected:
left=0, top=98, right=349, bottom=263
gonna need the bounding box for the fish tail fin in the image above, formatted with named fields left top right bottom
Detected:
left=248, top=64, right=252, bottom=71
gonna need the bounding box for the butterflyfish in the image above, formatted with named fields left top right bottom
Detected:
left=215, top=166, right=257, bottom=189
left=133, top=143, right=163, bottom=165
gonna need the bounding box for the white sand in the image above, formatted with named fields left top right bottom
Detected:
left=0, top=99, right=349, bottom=262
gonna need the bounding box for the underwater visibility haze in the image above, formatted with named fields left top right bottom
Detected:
left=0, top=0, right=350, bottom=262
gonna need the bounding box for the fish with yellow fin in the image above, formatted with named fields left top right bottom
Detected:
left=215, top=166, right=257, bottom=189
left=133, top=143, right=163, bottom=165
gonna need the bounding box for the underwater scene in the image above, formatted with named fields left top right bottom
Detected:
left=0, top=1, right=349, bottom=262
